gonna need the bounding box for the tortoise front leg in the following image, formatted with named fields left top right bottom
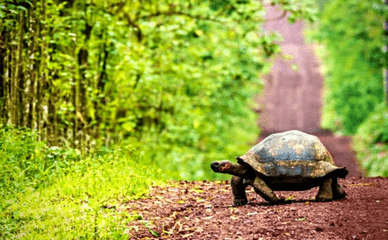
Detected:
left=231, top=176, right=249, bottom=206
left=316, top=178, right=333, bottom=201
left=252, top=176, right=281, bottom=203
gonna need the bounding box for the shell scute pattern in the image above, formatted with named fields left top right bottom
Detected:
left=240, top=130, right=341, bottom=178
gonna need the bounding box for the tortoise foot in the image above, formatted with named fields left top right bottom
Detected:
left=333, top=184, right=347, bottom=200
left=315, top=196, right=333, bottom=202
left=267, top=197, right=286, bottom=205
left=233, top=198, right=248, bottom=206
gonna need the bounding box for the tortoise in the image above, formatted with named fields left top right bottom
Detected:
left=211, top=130, right=348, bottom=206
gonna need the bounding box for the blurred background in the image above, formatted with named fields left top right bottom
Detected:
left=1, top=0, right=387, bottom=183
left=2, top=1, right=388, bottom=238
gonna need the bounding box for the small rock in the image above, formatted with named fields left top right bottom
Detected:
left=247, top=212, right=258, bottom=216
left=362, top=230, right=368, bottom=235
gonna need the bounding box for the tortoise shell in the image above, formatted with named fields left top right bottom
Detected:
left=238, top=130, right=344, bottom=178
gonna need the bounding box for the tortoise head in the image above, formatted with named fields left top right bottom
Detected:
left=211, top=160, right=253, bottom=177
left=211, top=160, right=234, bottom=173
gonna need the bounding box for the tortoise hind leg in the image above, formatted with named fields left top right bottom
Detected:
left=231, top=176, right=249, bottom=206
left=252, top=176, right=281, bottom=203
left=316, top=178, right=333, bottom=202
left=332, top=178, right=347, bottom=200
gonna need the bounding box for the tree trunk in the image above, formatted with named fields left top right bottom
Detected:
left=47, top=86, right=58, bottom=146
left=94, top=37, right=108, bottom=142
left=0, top=31, right=7, bottom=124
left=77, top=20, right=93, bottom=147
left=11, top=30, right=19, bottom=127
left=72, top=74, right=78, bottom=146
left=16, top=12, right=26, bottom=127
left=27, top=3, right=37, bottom=129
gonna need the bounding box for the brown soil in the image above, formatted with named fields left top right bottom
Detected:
left=124, top=178, right=388, bottom=239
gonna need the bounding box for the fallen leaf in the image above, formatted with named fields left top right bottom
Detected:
left=286, top=195, right=295, bottom=201
left=181, top=233, right=195, bottom=238
left=192, top=189, right=204, bottom=193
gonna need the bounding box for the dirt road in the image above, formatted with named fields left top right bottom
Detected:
left=125, top=178, right=388, bottom=239
left=258, top=6, right=362, bottom=177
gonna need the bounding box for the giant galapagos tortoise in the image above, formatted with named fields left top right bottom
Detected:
left=211, top=130, right=348, bottom=206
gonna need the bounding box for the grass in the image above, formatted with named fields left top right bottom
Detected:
left=1, top=153, right=165, bottom=239
left=0, top=125, right=166, bottom=239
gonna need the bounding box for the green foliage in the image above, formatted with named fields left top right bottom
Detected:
left=0, top=127, right=165, bottom=239
left=0, top=125, right=81, bottom=198
left=353, top=103, right=388, bottom=176
left=313, top=0, right=385, bottom=134
left=102, top=1, right=268, bottom=180
left=0, top=0, right=317, bottom=180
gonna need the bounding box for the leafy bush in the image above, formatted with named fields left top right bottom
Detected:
left=353, top=103, right=388, bottom=176
left=314, top=0, right=386, bottom=134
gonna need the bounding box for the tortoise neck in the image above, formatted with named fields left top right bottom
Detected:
left=227, top=163, right=253, bottom=178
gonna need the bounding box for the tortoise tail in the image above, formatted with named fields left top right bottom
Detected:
left=337, top=168, right=349, bottom=178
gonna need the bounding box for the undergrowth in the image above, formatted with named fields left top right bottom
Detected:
left=0, top=125, right=166, bottom=239
left=313, top=0, right=385, bottom=134
left=353, top=104, right=388, bottom=177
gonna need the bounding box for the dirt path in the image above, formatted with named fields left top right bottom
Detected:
left=124, top=178, right=388, bottom=239
left=258, top=6, right=322, bottom=133
left=258, top=6, right=362, bottom=177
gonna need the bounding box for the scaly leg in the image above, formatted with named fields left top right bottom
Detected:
left=252, top=176, right=280, bottom=203
left=332, top=178, right=347, bottom=200
left=231, top=176, right=249, bottom=206
left=316, top=178, right=333, bottom=201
